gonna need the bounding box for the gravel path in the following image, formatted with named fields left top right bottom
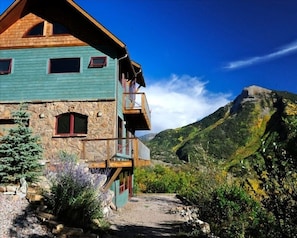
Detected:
left=105, top=193, right=186, bottom=238
left=0, top=193, right=185, bottom=238
left=0, top=193, right=53, bottom=238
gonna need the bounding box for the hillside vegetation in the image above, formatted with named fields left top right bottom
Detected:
left=143, top=85, right=297, bottom=237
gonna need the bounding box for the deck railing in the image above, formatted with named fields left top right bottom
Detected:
left=123, top=92, right=151, bottom=129
left=81, top=137, right=150, bottom=167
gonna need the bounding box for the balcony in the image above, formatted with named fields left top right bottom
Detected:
left=123, top=92, right=151, bottom=130
left=81, top=137, right=150, bottom=169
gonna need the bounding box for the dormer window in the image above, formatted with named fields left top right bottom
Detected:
left=53, top=22, right=70, bottom=35
left=0, top=59, right=12, bottom=75
left=88, top=57, right=107, bottom=68
left=25, top=22, right=44, bottom=36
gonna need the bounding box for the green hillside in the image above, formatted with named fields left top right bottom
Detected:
left=147, top=85, right=297, bottom=194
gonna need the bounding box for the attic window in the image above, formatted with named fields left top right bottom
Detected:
left=26, top=22, right=44, bottom=36
left=53, top=22, right=70, bottom=35
left=49, top=58, right=80, bottom=73
left=0, top=59, right=12, bottom=75
left=88, top=57, right=107, bottom=68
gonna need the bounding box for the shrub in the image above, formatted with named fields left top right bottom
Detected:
left=200, top=185, right=276, bottom=238
left=45, top=159, right=104, bottom=230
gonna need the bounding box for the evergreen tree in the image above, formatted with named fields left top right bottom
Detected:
left=0, top=105, right=43, bottom=184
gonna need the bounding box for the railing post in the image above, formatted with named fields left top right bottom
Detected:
left=133, top=138, right=138, bottom=167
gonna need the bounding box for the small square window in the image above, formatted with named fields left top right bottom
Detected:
left=88, top=57, right=107, bottom=68
left=0, top=59, right=12, bottom=75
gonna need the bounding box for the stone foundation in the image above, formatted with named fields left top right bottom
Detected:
left=0, top=100, right=117, bottom=162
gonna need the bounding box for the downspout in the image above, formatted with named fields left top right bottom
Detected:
left=118, top=54, right=128, bottom=61
left=135, top=69, right=142, bottom=92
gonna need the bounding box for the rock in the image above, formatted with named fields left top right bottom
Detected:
left=6, top=185, right=17, bottom=193
left=37, top=211, right=57, bottom=221
left=26, top=193, right=44, bottom=202
left=16, top=177, right=28, bottom=198
left=198, top=220, right=211, bottom=234
left=0, top=185, right=6, bottom=192
left=19, top=177, right=28, bottom=194
left=173, top=204, right=212, bottom=235
left=52, top=226, right=84, bottom=236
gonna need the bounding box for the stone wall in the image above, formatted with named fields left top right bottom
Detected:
left=0, top=100, right=117, bottom=162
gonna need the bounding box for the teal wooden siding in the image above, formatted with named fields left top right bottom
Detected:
left=0, top=46, right=117, bottom=102
left=110, top=180, right=129, bottom=208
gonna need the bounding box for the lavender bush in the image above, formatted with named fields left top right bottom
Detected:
left=45, top=157, right=105, bottom=231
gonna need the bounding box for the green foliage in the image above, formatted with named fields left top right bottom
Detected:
left=134, top=164, right=284, bottom=237
left=135, top=164, right=190, bottom=193
left=201, top=185, right=276, bottom=238
left=0, top=105, right=43, bottom=183
left=145, top=89, right=297, bottom=237
left=45, top=158, right=104, bottom=230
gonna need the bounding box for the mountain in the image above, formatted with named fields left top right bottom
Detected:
left=148, top=85, right=297, bottom=164
left=138, top=133, right=157, bottom=142
left=146, top=85, right=297, bottom=234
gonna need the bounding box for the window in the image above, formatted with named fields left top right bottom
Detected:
left=49, top=58, right=80, bottom=73
left=56, top=112, right=87, bottom=136
left=88, top=56, right=107, bottom=68
left=25, top=22, right=44, bottom=36
left=0, top=59, right=12, bottom=75
left=53, top=22, right=69, bottom=35
left=0, top=119, right=15, bottom=136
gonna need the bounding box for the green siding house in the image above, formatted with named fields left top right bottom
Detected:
left=0, top=0, right=151, bottom=208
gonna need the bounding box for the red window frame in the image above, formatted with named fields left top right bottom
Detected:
left=88, top=56, right=107, bottom=68
left=55, top=112, right=87, bottom=136
left=0, top=59, right=12, bottom=75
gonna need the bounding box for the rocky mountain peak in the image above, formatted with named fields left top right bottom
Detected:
left=243, top=85, right=272, bottom=97
left=231, top=85, right=271, bottom=114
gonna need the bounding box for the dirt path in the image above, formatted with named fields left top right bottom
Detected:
left=105, top=193, right=186, bottom=238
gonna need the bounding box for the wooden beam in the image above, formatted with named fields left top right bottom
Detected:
left=88, top=161, right=106, bottom=168
left=103, top=167, right=122, bottom=192
left=108, top=160, right=132, bottom=168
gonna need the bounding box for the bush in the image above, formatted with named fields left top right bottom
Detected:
left=201, top=185, right=276, bottom=238
left=45, top=159, right=104, bottom=231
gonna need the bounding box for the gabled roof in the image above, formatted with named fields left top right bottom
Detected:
left=0, top=0, right=145, bottom=86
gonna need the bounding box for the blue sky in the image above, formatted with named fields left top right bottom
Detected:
left=1, top=0, right=297, bottom=133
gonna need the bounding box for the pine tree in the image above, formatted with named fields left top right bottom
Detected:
left=0, top=105, right=43, bottom=184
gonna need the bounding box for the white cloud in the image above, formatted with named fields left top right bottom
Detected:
left=139, top=74, right=231, bottom=134
left=224, top=41, right=297, bottom=70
